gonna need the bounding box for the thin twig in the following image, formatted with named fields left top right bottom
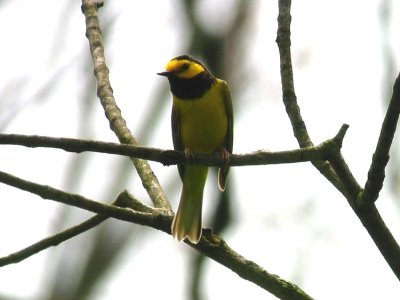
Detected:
left=0, top=193, right=125, bottom=267
left=0, top=214, right=106, bottom=267
left=357, top=74, right=400, bottom=207
left=0, top=130, right=346, bottom=167
left=0, top=190, right=156, bottom=267
left=81, top=0, right=171, bottom=210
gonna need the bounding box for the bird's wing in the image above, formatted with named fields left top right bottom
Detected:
left=171, top=102, right=184, bottom=180
left=220, top=79, right=233, bottom=154
left=217, top=79, right=234, bottom=191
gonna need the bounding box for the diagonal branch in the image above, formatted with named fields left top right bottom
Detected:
left=81, top=0, right=171, bottom=210
left=0, top=170, right=166, bottom=229
left=357, top=74, right=400, bottom=207
left=276, top=0, right=350, bottom=198
left=0, top=214, right=106, bottom=267
left=276, top=0, right=312, bottom=149
left=0, top=170, right=313, bottom=299
left=193, top=231, right=314, bottom=300
left=276, top=0, right=400, bottom=282
left=0, top=190, right=157, bottom=268
left=0, top=193, right=125, bottom=267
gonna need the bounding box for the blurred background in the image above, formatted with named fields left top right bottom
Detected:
left=0, top=0, right=399, bottom=299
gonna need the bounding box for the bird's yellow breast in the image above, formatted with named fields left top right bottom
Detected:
left=173, top=83, right=228, bottom=154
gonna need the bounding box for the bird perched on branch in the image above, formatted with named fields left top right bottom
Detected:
left=158, top=55, right=234, bottom=244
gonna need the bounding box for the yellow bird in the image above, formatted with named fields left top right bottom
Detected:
left=158, top=55, right=234, bottom=243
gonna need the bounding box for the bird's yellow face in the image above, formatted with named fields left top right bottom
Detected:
left=164, top=58, right=205, bottom=79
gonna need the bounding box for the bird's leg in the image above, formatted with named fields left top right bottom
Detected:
left=184, top=148, right=194, bottom=159
left=218, top=148, right=231, bottom=166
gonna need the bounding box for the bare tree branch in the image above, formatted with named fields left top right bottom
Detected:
left=277, top=0, right=400, bottom=282
left=0, top=170, right=164, bottom=228
left=0, top=193, right=130, bottom=267
left=276, top=0, right=350, bottom=198
left=0, top=168, right=313, bottom=299
left=0, top=214, right=106, bottom=267
left=0, top=127, right=348, bottom=167
left=357, top=74, right=400, bottom=206
left=193, top=232, right=314, bottom=300
left=0, top=185, right=164, bottom=268
left=81, top=0, right=171, bottom=211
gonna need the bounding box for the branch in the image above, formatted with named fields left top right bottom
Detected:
left=0, top=215, right=105, bottom=267
left=0, top=190, right=158, bottom=268
left=277, top=0, right=400, bottom=282
left=81, top=0, right=171, bottom=210
left=0, top=130, right=346, bottom=167
left=0, top=170, right=166, bottom=229
left=193, top=231, right=314, bottom=300
left=0, top=184, right=165, bottom=268
left=276, top=0, right=350, bottom=197
left=357, top=73, right=400, bottom=206
left=0, top=193, right=126, bottom=267
left=276, top=0, right=311, bottom=149
left=0, top=170, right=313, bottom=299
left=327, top=150, right=400, bottom=280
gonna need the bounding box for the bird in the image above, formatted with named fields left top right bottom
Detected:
left=158, top=54, right=233, bottom=244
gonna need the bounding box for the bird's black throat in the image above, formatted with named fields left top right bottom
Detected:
left=167, top=71, right=216, bottom=100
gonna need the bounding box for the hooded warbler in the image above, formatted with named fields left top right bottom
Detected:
left=158, top=55, right=234, bottom=244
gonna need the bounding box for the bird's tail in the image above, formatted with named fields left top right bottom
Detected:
left=171, top=166, right=208, bottom=244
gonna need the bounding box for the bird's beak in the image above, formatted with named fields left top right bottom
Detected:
left=157, top=71, right=172, bottom=77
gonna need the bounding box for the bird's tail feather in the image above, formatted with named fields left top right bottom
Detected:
left=218, top=166, right=230, bottom=191
left=171, top=166, right=208, bottom=244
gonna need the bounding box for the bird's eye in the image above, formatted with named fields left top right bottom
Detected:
left=181, top=63, right=190, bottom=70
